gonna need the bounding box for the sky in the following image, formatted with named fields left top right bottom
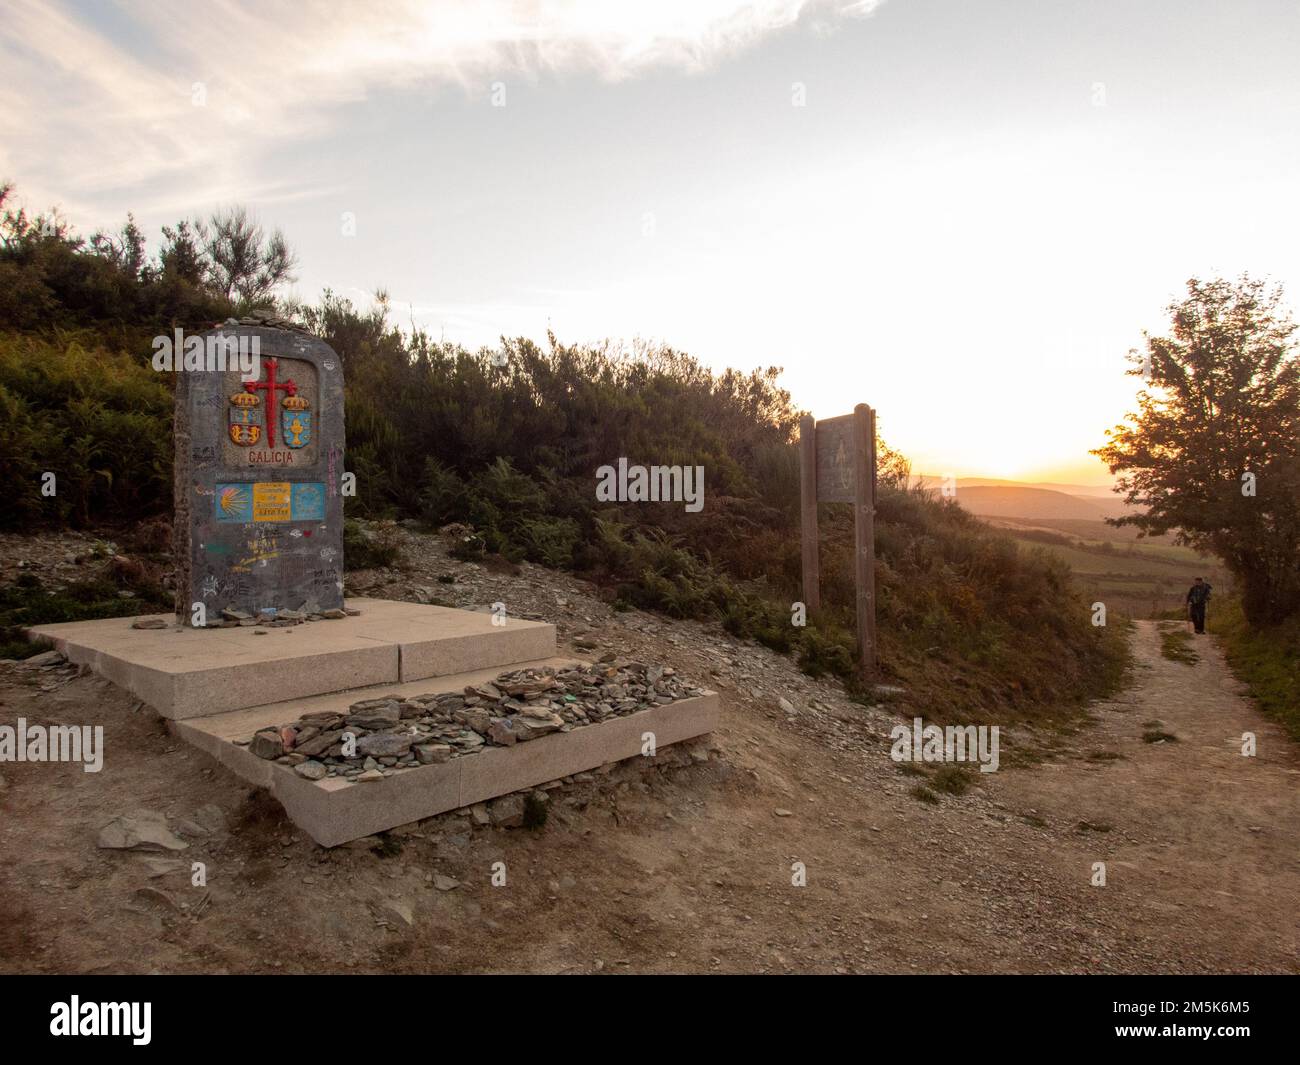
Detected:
left=3, top=0, right=1298, bottom=485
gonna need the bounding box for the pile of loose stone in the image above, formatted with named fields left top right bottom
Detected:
left=131, top=606, right=358, bottom=631
left=213, top=605, right=360, bottom=629
left=243, top=661, right=704, bottom=783
left=225, top=311, right=315, bottom=335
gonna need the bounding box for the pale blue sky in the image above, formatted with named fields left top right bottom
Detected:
left=3, top=0, right=1298, bottom=481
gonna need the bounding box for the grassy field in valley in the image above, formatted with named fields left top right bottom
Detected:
left=982, top=516, right=1229, bottom=620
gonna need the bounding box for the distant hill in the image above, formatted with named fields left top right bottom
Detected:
left=954, top=485, right=1113, bottom=520
left=945, top=476, right=1118, bottom=499
left=911, top=475, right=1135, bottom=520
left=927, top=485, right=1132, bottom=521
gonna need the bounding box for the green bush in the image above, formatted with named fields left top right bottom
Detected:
left=796, top=626, right=855, bottom=680
left=418, top=458, right=466, bottom=527
left=516, top=517, right=580, bottom=569
left=343, top=519, right=402, bottom=569
left=0, top=571, right=170, bottom=656
left=0, top=332, right=173, bottom=528
left=448, top=533, right=486, bottom=561
left=1210, top=598, right=1300, bottom=741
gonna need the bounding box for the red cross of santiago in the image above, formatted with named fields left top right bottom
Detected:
left=243, top=358, right=297, bottom=448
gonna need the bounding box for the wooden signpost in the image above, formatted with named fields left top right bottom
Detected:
left=799, top=403, right=877, bottom=677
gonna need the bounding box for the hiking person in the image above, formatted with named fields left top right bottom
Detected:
left=1185, top=577, right=1212, bottom=634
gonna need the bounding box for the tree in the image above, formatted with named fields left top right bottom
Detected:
left=200, top=205, right=296, bottom=307
left=0, top=181, right=72, bottom=245
left=1094, top=276, right=1300, bottom=626
left=158, top=219, right=206, bottom=285
left=89, top=213, right=146, bottom=280
left=0, top=183, right=235, bottom=332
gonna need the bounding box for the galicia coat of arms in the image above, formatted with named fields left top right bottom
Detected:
left=228, top=391, right=263, bottom=446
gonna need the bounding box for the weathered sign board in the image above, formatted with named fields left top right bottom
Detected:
left=813, top=413, right=856, bottom=503
left=799, top=404, right=876, bottom=676
left=173, top=326, right=346, bottom=624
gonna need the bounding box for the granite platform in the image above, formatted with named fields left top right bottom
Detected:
left=27, top=597, right=556, bottom=719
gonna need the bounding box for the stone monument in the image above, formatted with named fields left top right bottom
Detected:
left=29, top=314, right=720, bottom=846
left=173, top=318, right=346, bottom=624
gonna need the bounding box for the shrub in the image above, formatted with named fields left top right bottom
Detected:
left=418, top=458, right=466, bottom=527
left=0, top=332, right=173, bottom=528
left=796, top=626, right=855, bottom=680
left=344, top=519, right=402, bottom=569
left=0, top=571, right=170, bottom=655
left=448, top=533, right=486, bottom=561
left=515, top=517, right=580, bottom=569
left=930, top=765, right=972, bottom=795
left=1210, top=599, right=1300, bottom=741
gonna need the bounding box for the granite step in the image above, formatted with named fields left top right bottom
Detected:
left=27, top=597, right=556, bottom=720
left=173, top=657, right=720, bottom=846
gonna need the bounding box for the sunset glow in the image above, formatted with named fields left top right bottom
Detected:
left=4, top=0, right=1296, bottom=485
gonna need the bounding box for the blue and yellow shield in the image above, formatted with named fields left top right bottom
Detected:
left=282, top=408, right=312, bottom=449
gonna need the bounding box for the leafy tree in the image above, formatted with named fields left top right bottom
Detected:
left=200, top=206, right=296, bottom=307
left=158, top=220, right=206, bottom=285
left=89, top=214, right=147, bottom=281
left=1095, top=276, right=1300, bottom=626
left=0, top=182, right=234, bottom=336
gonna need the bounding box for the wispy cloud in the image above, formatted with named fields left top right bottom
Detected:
left=0, top=0, right=885, bottom=215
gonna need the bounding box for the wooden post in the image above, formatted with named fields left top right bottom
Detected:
left=870, top=406, right=878, bottom=508
left=852, top=404, right=876, bottom=677
left=799, top=414, right=820, bottom=615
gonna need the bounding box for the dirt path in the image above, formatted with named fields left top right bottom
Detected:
left=956, top=619, right=1300, bottom=973
left=1, top=582, right=1296, bottom=974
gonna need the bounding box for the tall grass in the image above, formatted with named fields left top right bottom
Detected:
left=1210, top=599, right=1300, bottom=741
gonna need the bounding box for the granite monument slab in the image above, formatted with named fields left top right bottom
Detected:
left=173, top=322, right=346, bottom=624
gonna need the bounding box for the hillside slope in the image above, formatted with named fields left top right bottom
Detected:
left=1, top=533, right=1295, bottom=974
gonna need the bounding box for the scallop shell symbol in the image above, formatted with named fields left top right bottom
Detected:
left=219, top=485, right=249, bottom=517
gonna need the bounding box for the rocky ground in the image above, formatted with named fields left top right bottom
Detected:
left=0, top=523, right=1297, bottom=974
